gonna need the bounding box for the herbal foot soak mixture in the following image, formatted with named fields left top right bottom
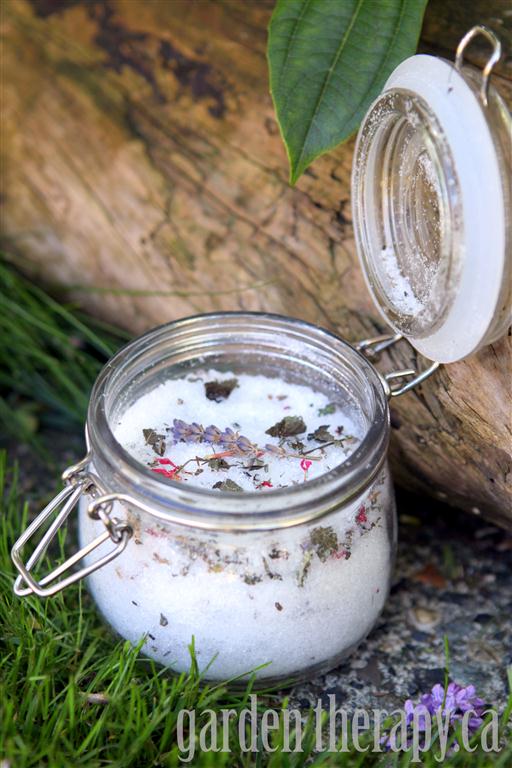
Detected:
left=80, top=369, right=394, bottom=681
left=115, top=371, right=363, bottom=491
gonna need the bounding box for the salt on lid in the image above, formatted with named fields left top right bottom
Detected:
left=351, top=27, right=511, bottom=364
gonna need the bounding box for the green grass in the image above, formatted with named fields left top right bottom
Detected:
left=0, top=452, right=263, bottom=767
left=0, top=452, right=510, bottom=766
left=0, top=258, right=129, bottom=447
left=0, top=261, right=511, bottom=765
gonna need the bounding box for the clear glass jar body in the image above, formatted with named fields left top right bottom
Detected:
left=78, top=313, right=395, bottom=684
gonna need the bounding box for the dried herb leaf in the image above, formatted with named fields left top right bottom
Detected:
left=289, top=438, right=305, bottom=452
left=208, top=458, right=230, bottom=471
left=297, top=551, right=313, bottom=587
left=142, top=428, right=166, bottom=456
left=318, top=403, right=336, bottom=416
left=205, top=378, right=239, bottom=402
left=308, top=424, right=335, bottom=443
left=244, top=458, right=266, bottom=472
left=244, top=573, right=262, bottom=585
left=213, top=479, right=243, bottom=492
left=269, top=547, right=289, bottom=560
left=265, top=415, right=306, bottom=438
left=310, top=526, right=339, bottom=562
left=263, top=557, right=283, bottom=580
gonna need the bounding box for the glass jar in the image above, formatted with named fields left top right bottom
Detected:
left=13, top=313, right=395, bottom=685
left=11, top=26, right=511, bottom=686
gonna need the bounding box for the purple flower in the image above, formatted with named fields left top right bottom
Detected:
left=203, top=424, right=222, bottom=444
left=171, top=418, right=204, bottom=443
left=171, top=419, right=194, bottom=442
left=220, top=427, right=238, bottom=447
left=235, top=434, right=258, bottom=454
left=190, top=422, right=205, bottom=442
left=423, top=682, right=486, bottom=729
left=170, top=419, right=258, bottom=456
left=384, top=681, right=487, bottom=749
left=264, top=443, right=287, bottom=457
left=404, top=700, right=430, bottom=730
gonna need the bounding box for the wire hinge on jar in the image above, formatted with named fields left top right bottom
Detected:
left=455, top=25, right=501, bottom=108
left=11, top=456, right=132, bottom=598
left=356, top=333, right=440, bottom=398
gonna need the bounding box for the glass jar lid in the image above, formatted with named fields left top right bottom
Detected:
left=352, top=27, right=511, bottom=364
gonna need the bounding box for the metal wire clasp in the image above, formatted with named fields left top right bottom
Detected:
left=11, top=456, right=132, bottom=598
left=455, top=25, right=501, bottom=107
left=356, top=333, right=440, bottom=398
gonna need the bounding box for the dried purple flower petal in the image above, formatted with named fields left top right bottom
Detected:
left=170, top=419, right=259, bottom=456
left=204, top=424, right=222, bottom=444
left=171, top=418, right=194, bottom=442
left=220, top=428, right=238, bottom=447
left=168, top=419, right=315, bottom=461
left=264, top=443, right=287, bottom=457
left=235, top=435, right=258, bottom=454
left=188, top=422, right=205, bottom=443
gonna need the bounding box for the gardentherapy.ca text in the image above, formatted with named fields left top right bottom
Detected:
left=177, top=694, right=501, bottom=763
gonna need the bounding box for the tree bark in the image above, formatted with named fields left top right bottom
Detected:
left=1, top=0, right=511, bottom=527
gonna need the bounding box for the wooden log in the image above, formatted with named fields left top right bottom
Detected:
left=1, top=0, right=510, bottom=527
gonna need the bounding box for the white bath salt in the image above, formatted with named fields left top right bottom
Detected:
left=80, top=468, right=394, bottom=681
left=379, top=246, right=424, bottom=316
left=114, top=371, right=364, bottom=491
left=81, top=371, right=394, bottom=682
left=417, top=151, right=441, bottom=195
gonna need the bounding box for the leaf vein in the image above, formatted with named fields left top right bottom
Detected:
left=293, top=0, right=366, bottom=177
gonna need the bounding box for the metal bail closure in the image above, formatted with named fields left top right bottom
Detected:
left=455, top=25, right=502, bottom=107
left=356, top=334, right=440, bottom=398
left=11, top=463, right=132, bottom=598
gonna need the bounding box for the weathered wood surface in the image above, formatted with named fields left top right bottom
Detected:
left=1, top=0, right=511, bottom=527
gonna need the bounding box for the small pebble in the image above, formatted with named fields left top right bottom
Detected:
left=84, top=692, right=110, bottom=705
left=408, top=606, right=441, bottom=631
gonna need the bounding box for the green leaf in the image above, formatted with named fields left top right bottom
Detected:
left=268, top=0, right=428, bottom=184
